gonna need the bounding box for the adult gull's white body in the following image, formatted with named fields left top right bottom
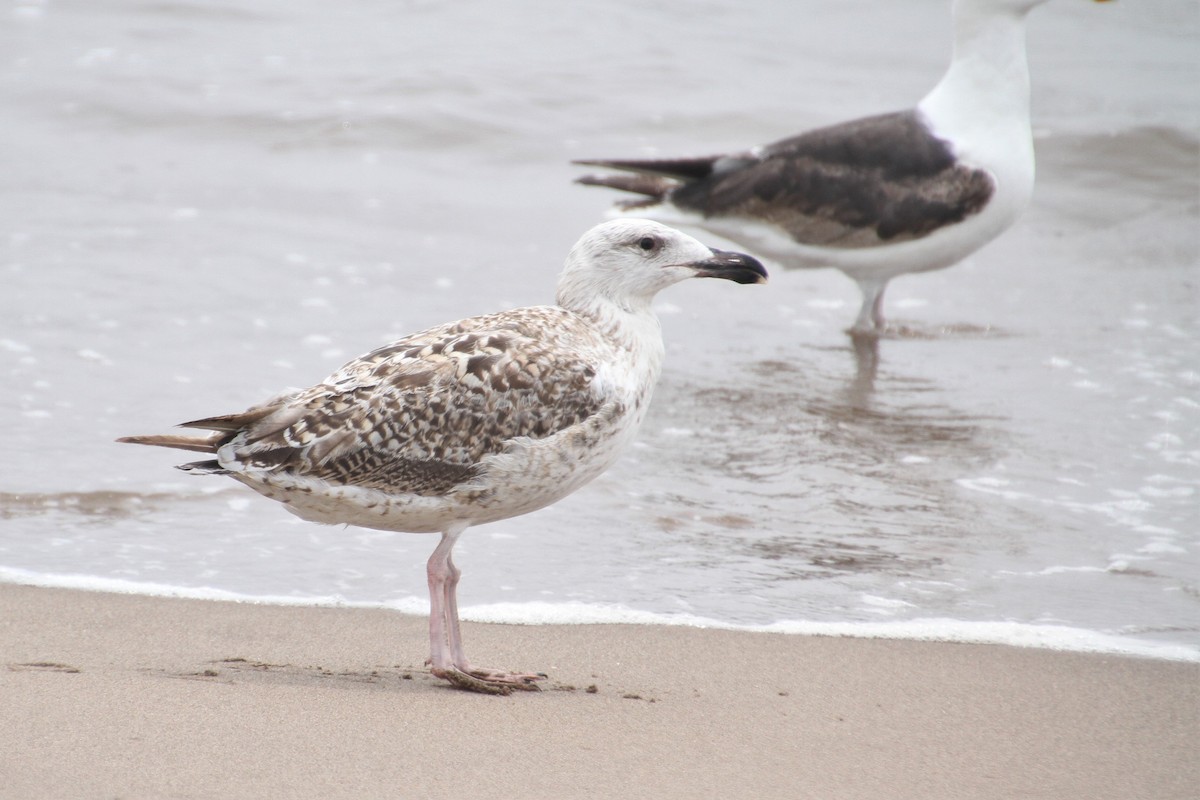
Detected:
left=118, top=219, right=766, bottom=694
left=576, top=0, right=1108, bottom=334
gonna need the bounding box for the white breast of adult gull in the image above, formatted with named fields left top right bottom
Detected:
left=575, top=0, right=1109, bottom=335
left=117, top=219, right=766, bottom=694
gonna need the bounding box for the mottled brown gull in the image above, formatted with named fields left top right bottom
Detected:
left=576, top=0, right=1110, bottom=335
left=117, top=219, right=766, bottom=694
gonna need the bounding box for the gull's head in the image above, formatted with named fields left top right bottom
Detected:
left=556, top=219, right=766, bottom=313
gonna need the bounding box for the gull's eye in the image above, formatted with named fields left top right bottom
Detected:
left=637, top=236, right=658, bottom=252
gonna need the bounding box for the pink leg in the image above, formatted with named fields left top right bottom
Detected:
left=425, top=525, right=544, bottom=695
left=425, top=526, right=461, bottom=676
left=441, top=547, right=470, bottom=668
left=850, top=279, right=889, bottom=336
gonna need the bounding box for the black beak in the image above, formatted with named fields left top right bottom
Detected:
left=691, top=248, right=768, bottom=285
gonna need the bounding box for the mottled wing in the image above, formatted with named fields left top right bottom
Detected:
left=670, top=110, right=995, bottom=248
left=215, top=309, right=605, bottom=496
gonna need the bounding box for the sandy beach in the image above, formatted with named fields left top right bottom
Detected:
left=1, top=583, right=1195, bottom=799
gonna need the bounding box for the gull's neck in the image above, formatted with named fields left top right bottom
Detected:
left=556, top=278, right=657, bottom=320
left=557, top=285, right=665, bottom=369
left=918, top=1, right=1035, bottom=146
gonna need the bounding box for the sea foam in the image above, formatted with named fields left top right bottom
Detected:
left=3, top=566, right=1195, bottom=664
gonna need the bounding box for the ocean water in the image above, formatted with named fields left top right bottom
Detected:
left=2, top=0, right=1197, bottom=661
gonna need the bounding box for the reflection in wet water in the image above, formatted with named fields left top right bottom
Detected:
left=0, top=491, right=176, bottom=523
left=621, top=350, right=1010, bottom=605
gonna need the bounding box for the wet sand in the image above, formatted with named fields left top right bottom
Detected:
left=2, top=583, right=1196, bottom=799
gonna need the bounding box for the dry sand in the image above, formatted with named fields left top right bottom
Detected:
left=1, top=583, right=1196, bottom=799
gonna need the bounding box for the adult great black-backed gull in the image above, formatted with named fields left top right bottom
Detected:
left=117, top=219, right=766, bottom=695
left=576, top=0, right=1109, bottom=335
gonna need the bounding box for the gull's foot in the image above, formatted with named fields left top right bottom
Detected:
left=846, top=322, right=886, bottom=340
left=854, top=321, right=1004, bottom=341
left=432, top=666, right=546, bottom=695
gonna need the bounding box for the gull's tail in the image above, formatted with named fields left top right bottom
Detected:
left=115, top=432, right=223, bottom=453
left=116, top=405, right=278, bottom=474
left=574, top=171, right=677, bottom=201
left=573, top=155, right=724, bottom=208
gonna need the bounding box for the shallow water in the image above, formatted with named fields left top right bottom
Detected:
left=2, top=0, right=1197, bottom=656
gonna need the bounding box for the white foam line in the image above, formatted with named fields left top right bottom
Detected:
left=458, top=601, right=1200, bottom=663
left=0, top=566, right=361, bottom=607
left=2, top=567, right=1196, bottom=663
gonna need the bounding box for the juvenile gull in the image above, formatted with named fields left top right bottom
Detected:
left=117, top=219, right=766, bottom=695
left=576, top=0, right=1109, bottom=335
